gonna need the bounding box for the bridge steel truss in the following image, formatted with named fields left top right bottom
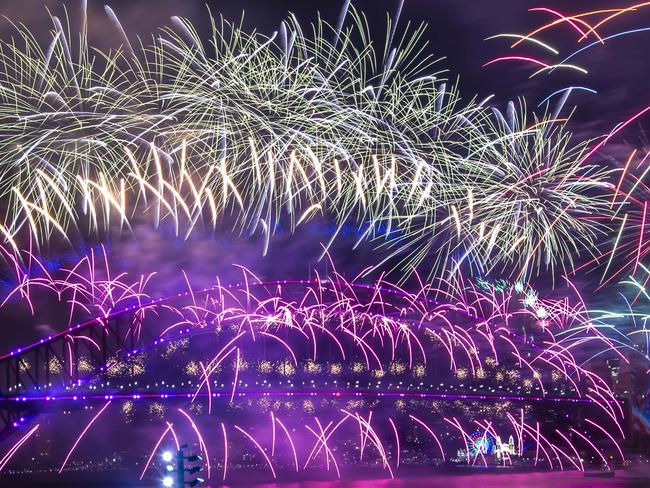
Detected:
left=0, top=308, right=160, bottom=436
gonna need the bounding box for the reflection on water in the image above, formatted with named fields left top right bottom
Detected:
left=9, top=470, right=650, bottom=487
left=250, top=471, right=650, bottom=488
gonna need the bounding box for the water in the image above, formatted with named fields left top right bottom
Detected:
left=6, top=470, right=650, bottom=487
left=249, top=471, right=650, bottom=488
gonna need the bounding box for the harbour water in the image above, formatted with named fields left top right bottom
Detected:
left=249, top=471, right=650, bottom=488
left=5, top=468, right=650, bottom=487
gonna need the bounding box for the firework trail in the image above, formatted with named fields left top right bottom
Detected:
left=0, top=244, right=634, bottom=479
left=486, top=2, right=650, bottom=105
left=0, top=4, right=613, bottom=280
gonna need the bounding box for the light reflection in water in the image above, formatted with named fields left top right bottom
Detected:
left=249, top=471, right=650, bottom=488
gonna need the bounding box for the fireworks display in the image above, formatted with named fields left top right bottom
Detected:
left=0, top=0, right=649, bottom=486
left=0, top=248, right=633, bottom=480
left=0, top=2, right=615, bottom=281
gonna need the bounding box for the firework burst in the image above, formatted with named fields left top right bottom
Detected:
left=0, top=5, right=614, bottom=281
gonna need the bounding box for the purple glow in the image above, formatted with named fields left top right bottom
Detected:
left=0, top=389, right=606, bottom=404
